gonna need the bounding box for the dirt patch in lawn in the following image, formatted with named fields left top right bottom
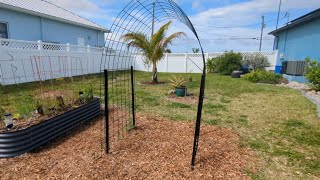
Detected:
left=0, top=114, right=255, bottom=179
left=140, top=81, right=166, bottom=85
left=166, top=94, right=199, bottom=105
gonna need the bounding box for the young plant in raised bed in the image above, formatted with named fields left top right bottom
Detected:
left=169, top=76, right=188, bottom=97
left=83, top=86, right=94, bottom=103
left=3, top=113, right=13, bottom=129
left=56, top=96, right=66, bottom=111
left=36, top=102, right=44, bottom=116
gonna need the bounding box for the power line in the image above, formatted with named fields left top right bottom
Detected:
left=193, top=19, right=277, bottom=29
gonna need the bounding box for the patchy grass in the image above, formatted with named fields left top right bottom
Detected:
left=1, top=71, right=320, bottom=179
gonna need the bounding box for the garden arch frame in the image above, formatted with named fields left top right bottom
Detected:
left=100, top=0, right=206, bottom=167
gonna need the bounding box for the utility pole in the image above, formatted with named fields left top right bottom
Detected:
left=151, top=0, right=155, bottom=37
left=276, top=0, right=282, bottom=29
left=259, top=15, right=265, bottom=51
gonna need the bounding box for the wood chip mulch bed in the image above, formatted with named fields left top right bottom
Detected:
left=0, top=114, right=255, bottom=180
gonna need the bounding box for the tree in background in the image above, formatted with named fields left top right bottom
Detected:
left=164, top=49, right=172, bottom=53
left=242, top=53, right=271, bottom=71
left=122, top=21, right=185, bottom=83
left=206, top=58, right=217, bottom=73
left=192, top=48, right=200, bottom=53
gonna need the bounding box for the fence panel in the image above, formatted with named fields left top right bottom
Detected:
left=0, top=39, right=278, bottom=85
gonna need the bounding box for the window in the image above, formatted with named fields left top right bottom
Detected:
left=78, top=37, right=85, bottom=46
left=0, top=23, right=8, bottom=39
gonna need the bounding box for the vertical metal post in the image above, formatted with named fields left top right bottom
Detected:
left=151, top=0, right=155, bottom=37
left=259, top=15, right=265, bottom=51
left=104, top=69, right=109, bottom=154
left=191, top=74, right=206, bottom=168
left=130, top=66, right=136, bottom=127
left=276, top=0, right=282, bottom=30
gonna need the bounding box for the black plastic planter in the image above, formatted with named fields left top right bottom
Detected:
left=0, top=98, right=101, bottom=158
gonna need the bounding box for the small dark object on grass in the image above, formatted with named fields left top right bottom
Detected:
left=231, top=71, right=242, bottom=78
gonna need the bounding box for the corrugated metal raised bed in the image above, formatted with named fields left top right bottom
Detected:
left=0, top=98, right=101, bottom=158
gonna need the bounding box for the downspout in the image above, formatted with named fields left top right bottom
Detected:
left=97, top=31, right=99, bottom=47
left=273, top=35, right=279, bottom=50
left=40, top=17, right=44, bottom=41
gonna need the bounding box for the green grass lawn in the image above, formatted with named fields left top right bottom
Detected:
left=1, top=71, right=319, bottom=179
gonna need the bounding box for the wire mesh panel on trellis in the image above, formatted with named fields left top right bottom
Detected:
left=100, top=0, right=207, bottom=168
left=101, top=47, right=135, bottom=153
left=0, top=54, right=97, bottom=131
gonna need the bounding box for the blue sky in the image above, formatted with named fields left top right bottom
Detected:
left=49, top=0, right=320, bottom=52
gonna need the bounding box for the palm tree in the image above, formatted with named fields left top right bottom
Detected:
left=122, top=21, right=186, bottom=83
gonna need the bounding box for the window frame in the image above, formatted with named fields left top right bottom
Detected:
left=0, top=22, right=9, bottom=39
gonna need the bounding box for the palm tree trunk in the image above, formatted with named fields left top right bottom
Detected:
left=152, top=67, right=158, bottom=83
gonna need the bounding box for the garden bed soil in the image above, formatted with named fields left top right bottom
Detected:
left=166, top=94, right=199, bottom=105
left=0, top=99, right=97, bottom=133
left=140, top=81, right=166, bottom=85
left=0, top=113, right=255, bottom=179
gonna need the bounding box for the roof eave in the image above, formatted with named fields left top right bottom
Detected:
left=0, top=3, right=110, bottom=33
left=269, top=11, right=320, bottom=36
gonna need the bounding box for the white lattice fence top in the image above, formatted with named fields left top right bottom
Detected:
left=0, top=39, right=38, bottom=50
left=0, top=39, right=105, bottom=53
left=168, top=53, right=187, bottom=57
left=188, top=53, right=203, bottom=58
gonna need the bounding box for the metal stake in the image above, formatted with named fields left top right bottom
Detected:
left=104, top=69, right=110, bottom=153
left=130, top=66, right=136, bottom=127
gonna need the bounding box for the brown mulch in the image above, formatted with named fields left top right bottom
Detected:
left=0, top=114, right=255, bottom=180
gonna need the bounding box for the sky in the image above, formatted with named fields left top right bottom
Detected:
left=48, top=0, right=320, bottom=52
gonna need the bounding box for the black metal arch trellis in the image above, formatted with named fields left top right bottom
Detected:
left=100, top=0, right=206, bottom=167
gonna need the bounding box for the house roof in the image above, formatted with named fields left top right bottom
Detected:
left=0, top=0, right=109, bottom=32
left=269, top=8, right=320, bottom=35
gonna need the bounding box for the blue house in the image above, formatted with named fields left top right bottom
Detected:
left=269, top=8, right=320, bottom=82
left=0, top=0, right=109, bottom=47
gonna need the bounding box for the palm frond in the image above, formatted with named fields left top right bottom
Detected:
left=168, top=76, right=187, bottom=87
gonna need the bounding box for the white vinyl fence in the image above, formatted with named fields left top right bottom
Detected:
left=0, top=39, right=105, bottom=85
left=0, top=38, right=278, bottom=85
left=134, top=51, right=278, bottom=73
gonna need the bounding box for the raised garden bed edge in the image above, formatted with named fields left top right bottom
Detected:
left=0, top=98, right=102, bottom=158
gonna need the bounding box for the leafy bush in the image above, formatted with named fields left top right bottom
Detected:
left=206, top=58, right=217, bottom=73
left=305, top=57, right=320, bottom=91
left=213, top=51, right=242, bottom=75
left=244, top=70, right=287, bottom=84
left=242, top=53, right=271, bottom=71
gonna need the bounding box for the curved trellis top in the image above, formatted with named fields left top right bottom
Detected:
left=102, top=0, right=207, bottom=167
left=103, top=0, right=205, bottom=73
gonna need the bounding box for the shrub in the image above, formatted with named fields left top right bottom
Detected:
left=169, top=76, right=187, bottom=88
left=214, top=51, right=242, bottom=75
left=244, top=70, right=287, bottom=84
left=305, top=57, right=320, bottom=91
left=242, top=53, right=271, bottom=71
left=206, top=58, right=217, bottom=73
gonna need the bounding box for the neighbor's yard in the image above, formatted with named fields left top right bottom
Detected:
left=0, top=72, right=319, bottom=179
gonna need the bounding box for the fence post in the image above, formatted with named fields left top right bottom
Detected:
left=104, top=69, right=110, bottom=153
left=37, top=40, right=42, bottom=56
left=102, top=47, right=106, bottom=72
left=185, top=53, right=188, bottom=73
left=66, top=43, right=72, bottom=80
left=165, top=53, right=169, bottom=73
left=130, top=66, right=136, bottom=127
left=87, top=45, right=91, bottom=74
